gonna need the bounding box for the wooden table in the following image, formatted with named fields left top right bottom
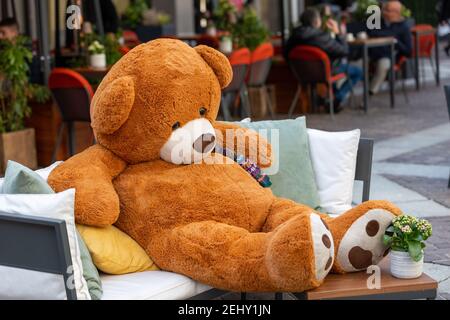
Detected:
left=292, top=258, right=438, bottom=300
left=411, top=28, right=440, bottom=90
left=348, top=37, right=397, bottom=113
left=72, top=66, right=110, bottom=79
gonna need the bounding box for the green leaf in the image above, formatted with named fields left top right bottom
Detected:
left=413, top=233, right=423, bottom=242
left=383, top=235, right=393, bottom=246
left=407, top=240, right=423, bottom=262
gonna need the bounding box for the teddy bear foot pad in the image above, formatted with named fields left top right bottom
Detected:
left=336, top=209, right=396, bottom=272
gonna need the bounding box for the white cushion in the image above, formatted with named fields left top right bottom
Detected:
left=0, top=266, right=66, bottom=300
left=308, top=129, right=361, bottom=215
left=0, top=190, right=91, bottom=300
left=100, top=271, right=211, bottom=300
left=35, top=161, right=63, bottom=181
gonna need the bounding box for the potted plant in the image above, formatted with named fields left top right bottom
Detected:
left=214, top=0, right=237, bottom=53
left=122, top=0, right=150, bottom=29
left=122, top=0, right=174, bottom=42
left=0, top=37, right=50, bottom=173
left=88, top=40, right=107, bottom=69
left=233, top=7, right=270, bottom=51
left=104, top=33, right=123, bottom=66
left=384, top=215, right=432, bottom=279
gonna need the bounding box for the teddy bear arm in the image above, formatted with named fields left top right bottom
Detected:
left=214, top=121, right=272, bottom=168
left=48, top=145, right=127, bottom=227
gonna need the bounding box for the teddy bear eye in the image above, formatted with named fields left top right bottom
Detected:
left=172, top=122, right=181, bottom=131
left=199, top=107, right=207, bottom=116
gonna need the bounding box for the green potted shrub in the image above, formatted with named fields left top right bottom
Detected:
left=122, top=0, right=150, bottom=29
left=0, top=36, right=50, bottom=173
left=213, top=0, right=237, bottom=54
left=122, top=0, right=174, bottom=42
left=233, top=7, right=269, bottom=51
left=384, top=215, right=432, bottom=279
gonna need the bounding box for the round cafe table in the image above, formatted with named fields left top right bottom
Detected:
left=348, top=36, right=397, bottom=113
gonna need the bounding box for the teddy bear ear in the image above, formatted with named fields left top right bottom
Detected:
left=91, top=76, right=135, bottom=135
left=195, top=45, right=233, bottom=89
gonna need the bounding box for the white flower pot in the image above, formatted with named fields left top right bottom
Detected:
left=220, top=37, right=233, bottom=54
left=390, top=250, right=423, bottom=279
left=89, top=53, right=107, bottom=69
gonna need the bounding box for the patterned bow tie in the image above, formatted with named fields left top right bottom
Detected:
left=214, top=145, right=272, bottom=188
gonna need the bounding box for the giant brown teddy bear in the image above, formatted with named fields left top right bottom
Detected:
left=49, top=39, right=402, bottom=292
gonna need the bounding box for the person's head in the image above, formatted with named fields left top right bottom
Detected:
left=0, top=18, right=19, bottom=41
left=382, top=0, right=403, bottom=23
left=301, top=8, right=322, bottom=29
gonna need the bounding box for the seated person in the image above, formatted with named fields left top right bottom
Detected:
left=284, top=8, right=362, bottom=112
left=0, top=18, right=19, bottom=41
left=367, top=0, right=412, bottom=95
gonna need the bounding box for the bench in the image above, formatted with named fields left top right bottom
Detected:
left=0, top=139, right=438, bottom=300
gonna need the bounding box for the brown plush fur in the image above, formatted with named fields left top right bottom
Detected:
left=48, top=39, right=402, bottom=292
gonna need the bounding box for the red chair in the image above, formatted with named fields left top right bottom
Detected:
left=411, top=24, right=437, bottom=87
left=247, top=43, right=275, bottom=118
left=123, top=30, right=141, bottom=48
left=221, top=48, right=251, bottom=121
left=119, top=46, right=131, bottom=56
left=288, top=45, right=346, bottom=118
left=48, top=68, right=95, bottom=162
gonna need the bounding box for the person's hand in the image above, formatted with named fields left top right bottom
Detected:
left=326, top=18, right=340, bottom=35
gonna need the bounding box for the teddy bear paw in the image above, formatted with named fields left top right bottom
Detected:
left=336, top=209, right=396, bottom=272
left=310, top=214, right=335, bottom=281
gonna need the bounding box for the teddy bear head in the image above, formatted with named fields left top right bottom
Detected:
left=90, top=39, right=232, bottom=164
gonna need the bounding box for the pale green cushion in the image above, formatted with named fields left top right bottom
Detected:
left=1, top=161, right=53, bottom=194
left=238, top=117, right=321, bottom=209
left=1, top=161, right=103, bottom=300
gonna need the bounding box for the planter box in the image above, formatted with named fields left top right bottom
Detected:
left=0, top=128, right=37, bottom=174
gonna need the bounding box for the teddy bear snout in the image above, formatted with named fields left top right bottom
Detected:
left=193, top=134, right=216, bottom=154
left=160, top=118, right=216, bottom=165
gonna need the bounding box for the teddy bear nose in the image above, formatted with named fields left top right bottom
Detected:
left=193, top=134, right=216, bottom=154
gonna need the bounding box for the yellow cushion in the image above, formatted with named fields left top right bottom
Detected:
left=77, top=225, right=159, bottom=275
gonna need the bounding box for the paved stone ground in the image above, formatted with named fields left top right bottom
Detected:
left=387, top=141, right=450, bottom=166
left=384, top=175, right=450, bottom=208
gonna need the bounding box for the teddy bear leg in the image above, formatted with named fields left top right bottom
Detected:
left=266, top=212, right=335, bottom=291
left=262, top=198, right=334, bottom=289
left=326, top=200, right=403, bottom=273
left=154, top=216, right=331, bottom=292
left=262, top=198, right=329, bottom=232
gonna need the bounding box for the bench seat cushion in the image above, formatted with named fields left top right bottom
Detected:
left=101, top=271, right=211, bottom=300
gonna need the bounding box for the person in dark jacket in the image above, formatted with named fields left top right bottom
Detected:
left=436, top=0, right=450, bottom=56
left=367, top=0, right=412, bottom=95
left=284, top=8, right=362, bottom=112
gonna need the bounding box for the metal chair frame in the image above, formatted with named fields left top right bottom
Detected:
left=49, top=69, right=94, bottom=162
